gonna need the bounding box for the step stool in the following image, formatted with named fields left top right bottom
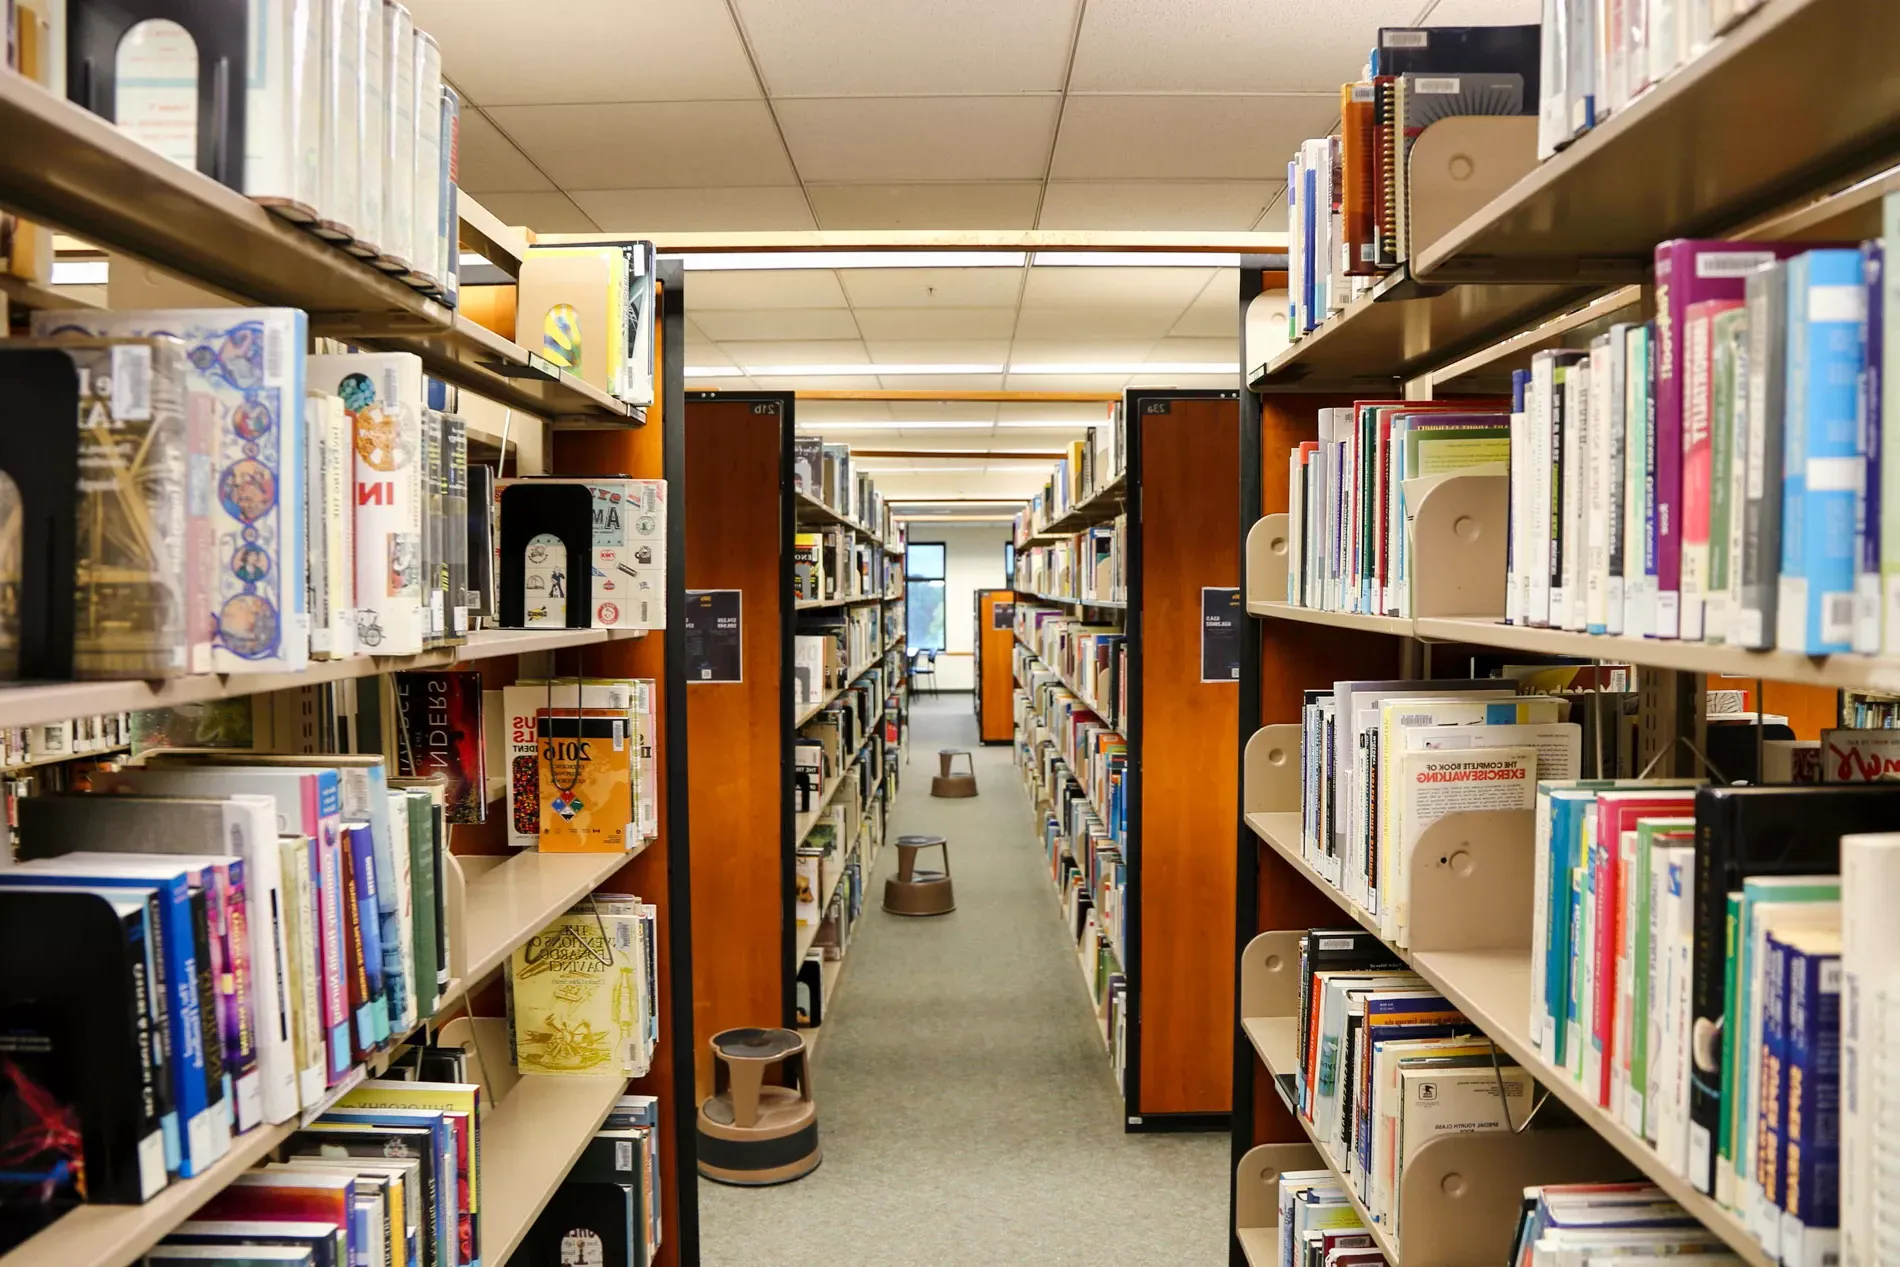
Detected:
left=884, top=834, right=956, bottom=916
left=696, top=1027, right=821, bottom=1186
left=930, top=749, right=978, bottom=798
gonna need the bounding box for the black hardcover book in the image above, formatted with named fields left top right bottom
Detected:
left=443, top=413, right=469, bottom=640
left=1688, top=783, right=1900, bottom=1195
left=1295, top=930, right=1408, bottom=1107
left=795, top=958, right=823, bottom=1028
left=466, top=464, right=496, bottom=624
left=168, top=1220, right=342, bottom=1267
left=1374, top=24, right=1541, bottom=109
left=0, top=889, right=167, bottom=1214
left=511, top=1181, right=639, bottom=1267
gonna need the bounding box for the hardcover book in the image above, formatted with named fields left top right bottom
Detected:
left=33, top=308, right=310, bottom=671
left=511, top=907, right=647, bottom=1077
left=537, top=711, right=636, bottom=852
left=393, top=671, right=486, bottom=824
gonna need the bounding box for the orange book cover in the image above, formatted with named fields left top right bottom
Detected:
left=1340, top=83, right=1378, bottom=277
left=536, top=709, right=635, bottom=852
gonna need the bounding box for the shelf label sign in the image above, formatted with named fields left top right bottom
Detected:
left=1202, top=587, right=1241, bottom=683
left=685, top=589, right=743, bottom=683
left=992, top=600, right=1015, bottom=630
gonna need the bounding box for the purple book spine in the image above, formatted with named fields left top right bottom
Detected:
left=1652, top=240, right=1805, bottom=639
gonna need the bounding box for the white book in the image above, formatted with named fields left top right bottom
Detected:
left=1586, top=336, right=1615, bottom=633
left=1623, top=325, right=1655, bottom=638
left=33, top=308, right=311, bottom=672
left=1842, top=834, right=1900, bottom=1267
left=279, top=834, right=326, bottom=1107
left=307, top=352, right=427, bottom=655
left=1606, top=327, right=1631, bottom=634
left=319, top=0, right=363, bottom=239
left=1537, top=0, right=1571, bottom=159
left=1652, top=846, right=1697, bottom=1174
left=381, top=2, right=417, bottom=267
left=307, top=391, right=357, bottom=659
left=1561, top=360, right=1590, bottom=630
left=1529, top=354, right=1556, bottom=626
left=248, top=0, right=325, bottom=217
left=410, top=31, right=444, bottom=287
left=357, top=0, right=386, bottom=253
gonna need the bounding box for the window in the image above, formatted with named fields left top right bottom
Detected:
left=905, top=543, right=947, bottom=654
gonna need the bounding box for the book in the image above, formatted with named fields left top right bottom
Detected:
left=315, top=1109, right=457, bottom=1267
left=1777, top=249, right=1868, bottom=654
left=166, top=1221, right=344, bottom=1267
left=1856, top=242, right=1884, bottom=654
left=1704, top=303, right=1748, bottom=643
left=332, top=1082, right=480, bottom=1266
left=537, top=710, right=637, bottom=852
left=32, top=308, right=310, bottom=671
left=307, top=352, right=426, bottom=656
left=393, top=671, right=485, bottom=824
left=199, top=1171, right=356, bottom=1253
left=1882, top=192, right=1900, bottom=658
left=1735, top=262, right=1789, bottom=649
left=511, top=904, right=651, bottom=1078
left=306, top=389, right=357, bottom=660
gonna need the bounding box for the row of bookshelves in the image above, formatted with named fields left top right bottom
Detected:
left=0, top=78, right=636, bottom=427
left=793, top=488, right=897, bottom=551
left=1250, top=0, right=1900, bottom=394
left=1020, top=470, right=1127, bottom=546
left=0, top=627, right=646, bottom=734
left=794, top=655, right=883, bottom=729
left=1018, top=590, right=1128, bottom=611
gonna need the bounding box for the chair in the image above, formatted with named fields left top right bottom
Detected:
left=909, top=648, right=937, bottom=695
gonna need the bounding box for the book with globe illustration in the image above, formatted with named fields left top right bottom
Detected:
left=536, top=709, right=635, bottom=852
left=509, top=899, right=649, bottom=1077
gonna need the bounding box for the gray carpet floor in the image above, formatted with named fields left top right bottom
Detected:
left=698, top=693, right=1227, bottom=1265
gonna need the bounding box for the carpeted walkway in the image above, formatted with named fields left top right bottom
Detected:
left=698, top=693, right=1227, bottom=1265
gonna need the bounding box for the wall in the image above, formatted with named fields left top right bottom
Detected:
left=904, top=523, right=1011, bottom=692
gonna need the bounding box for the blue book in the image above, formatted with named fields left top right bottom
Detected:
left=1858, top=242, right=1884, bottom=653
left=1777, top=249, right=1868, bottom=653
left=1287, top=158, right=1301, bottom=336
left=1757, top=930, right=1793, bottom=1245
left=1777, top=927, right=1843, bottom=1267
left=1303, top=163, right=1318, bottom=333
left=345, top=822, right=389, bottom=1048
left=1542, top=788, right=1596, bottom=1067
left=0, top=863, right=219, bottom=1174
left=321, top=1107, right=457, bottom=1266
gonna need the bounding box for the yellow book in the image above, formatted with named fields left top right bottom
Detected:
left=536, top=710, right=635, bottom=852
left=511, top=907, right=643, bottom=1075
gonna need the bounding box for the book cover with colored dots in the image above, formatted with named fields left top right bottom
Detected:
left=31, top=308, right=309, bottom=672
left=536, top=710, right=635, bottom=853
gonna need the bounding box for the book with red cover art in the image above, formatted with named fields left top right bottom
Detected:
left=393, top=670, right=486, bottom=824
left=1678, top=298, right=1742, bottom=641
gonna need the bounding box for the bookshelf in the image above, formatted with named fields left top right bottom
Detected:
left=1227, top=2, right=1900, bottom=1251
left=973, top=589, right=1017, bottom=743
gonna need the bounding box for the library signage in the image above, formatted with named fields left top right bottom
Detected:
left=685, top=589, right=743, bottom=682
left=1201, top=587, right=1240, bottom=683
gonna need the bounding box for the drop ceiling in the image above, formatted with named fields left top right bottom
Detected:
left=415, top=0, right=1538, bottom=505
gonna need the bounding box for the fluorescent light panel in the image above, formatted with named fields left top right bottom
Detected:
left=1031, top=251, right=1240, bottom=268
left=668, top=251, right=1026, bottom=271
left=1009, top=362, right=1240, bottom=375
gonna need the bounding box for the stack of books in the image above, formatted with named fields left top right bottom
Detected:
left=1510, top=1182, right=1746, bottom=1263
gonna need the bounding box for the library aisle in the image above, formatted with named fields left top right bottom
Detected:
left=701, top=695, right=1224, bottom=1266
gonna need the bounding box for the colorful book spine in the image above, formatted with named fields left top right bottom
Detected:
left=1856, top=241, right=1884, bottom=654
left=1737, top=263, right=1789, bottom=648
left=1680, top=301, right=1722, bottom=640
left=315, top=826, right=350, bottom=1081
left=1777, top=249, right=1867, bottom=654
left=1779, top=932, right=1843, bottom=1267
left=1882, top=193, right=1900, bottom=657
left=1707, top=305, right=1747, bottom=643
left=208, top=857, right=260, bottom=1133
left=1623, top=323, right=1654, bottom=638
left=1756, top=931, right=1791, bottom=1246
left=345, top=821, right=389, bottom=1047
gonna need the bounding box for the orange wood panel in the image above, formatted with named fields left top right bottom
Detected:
left=975, top=589, right=1016, bottom=743
left=550, top=316, right=690, bottom=1267
left=458, top=284, right=516, bottom=341
left=682, top=397, right=786, bottom=1096
left=1136, top=394, right=1240, bottom=1117
left=1708, top=675, right=1836, bottom=739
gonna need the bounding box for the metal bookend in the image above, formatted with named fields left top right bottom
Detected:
left=1409, top=472, right=1510, bottom=620
left=1397, top=1128, right=1635, bottom=1265
left=1246, top=513, right=1291, bottom=605
left=1235, top=1142, right=1326, bottom=1236
left=1403, top=808, right=1537, bottom=954
left=1243, top=723, right=1303, bottom=816
left=1405, top=116, right=1539, bottom=265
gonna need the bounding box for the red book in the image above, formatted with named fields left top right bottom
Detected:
left=1679, top=298, right=1742, bottom=640
left=393, top=670, right=487, bottom=824
left=200, top=1170, right=356, bottom=1251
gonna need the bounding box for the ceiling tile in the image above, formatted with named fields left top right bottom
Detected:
left=569, top=188, right=815, bottom=233
left=685, top=338, right=737, bottom=367
left=734, top=0, right=1079, bottom=95
left=1051, top=95, right=1338, bottom=181
left=1069, top=0, right=1426, bottom=92
left=1038, top=180, right=1281, bottom=230
left=692, top=307, right=862, bottom=341
left=806, top=183, right=1041, bottom=230
left=1254, top=187, right=1289, bottom=232
left=754, top=375, right=885, bottom=391
left=839, top=267, right=1024, bottom=308
left=1021, top=265, right=1213, bottom=309
left=688, top=270, right=850, bottom=311
left=715, top=341, right=871, bottom=367
left=1127, top=372, right=1239, bottom=389
left=1169, top=274, right=1241, bottom=337
left=469, top=191, right=598, bottom=233
left=410, top=0, right=760, bottom=105
left=775, top=97, right=1059, bottom=183
left=792, top=401, right=897, bottom=422
left=486, top=101, right=796, bottom=189
left=1149, top=335, right=1238, bottom=361
left=1007, top=339, right=1166, bottom=366
left=993, top=401, right=1118, bottom=422
left=861, top=340, right=1012, bottom=364
left=1002, top=372, right=1133, bottom=391
left=1012, top=303, right=1178, bottom=340
left=850, top=307, right=1019, bottom=340
left=456, top=109, right=554, bottom=193
left=880, top=402, right=1001, bottom=422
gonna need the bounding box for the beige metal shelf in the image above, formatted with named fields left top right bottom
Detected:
left=1246, top=600, right=1413, bottom=638
left=794, top=654, right=883, bottom=728
left=0, top=628, right=644, bottom=733
left=1243, top=811, right=1385, bottom=941
left=0, top=76, right=633, bottom=426
left=795, top=748, right=866, bottom=847
left=796, top=593, right=885, bottom=610
left=454, top=846, right=646, bottom=986
left=1413, top=0, right=1900, bottom=286
left=0, top=743, right=130, bottom=774
left=794, top=491, right=887, bottom=546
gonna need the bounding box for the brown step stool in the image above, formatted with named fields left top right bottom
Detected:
left=696, top=1026, right=820, bottom=1186
left=884, top=833, right=956, bottom=916
left=930, top=749, right=978, bottom=797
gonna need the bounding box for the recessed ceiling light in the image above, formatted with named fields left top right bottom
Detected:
left=1031, top=251, right=1241, bottom=268
left=667, top=251, right=1026, bottom=271
left=1007, top=362, right=1239, bottom=375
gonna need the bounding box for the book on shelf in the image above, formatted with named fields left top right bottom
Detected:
left=509, top=897, right=656, bottom=1079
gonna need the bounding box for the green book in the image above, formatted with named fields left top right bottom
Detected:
left=402, top=788, right=440, bottom=1014
left=1626, top=817, right=1693, bottom=1139
left=1705, top=305, right=1747, bottom=643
